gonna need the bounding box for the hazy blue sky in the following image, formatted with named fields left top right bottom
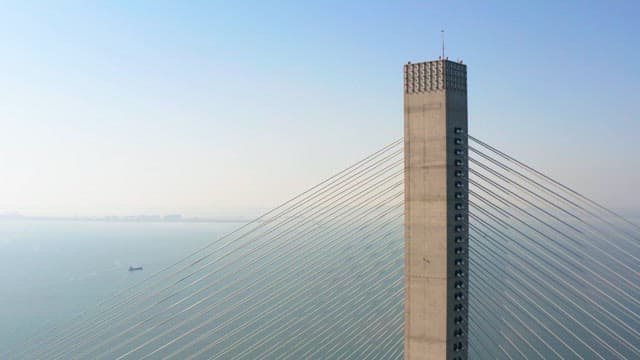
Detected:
left=0, top=1, right=638, bottom=217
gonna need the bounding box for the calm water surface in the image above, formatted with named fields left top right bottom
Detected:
left=0, top=220, right=240, bottom=354
left=1, top=215, right=638, bottom=357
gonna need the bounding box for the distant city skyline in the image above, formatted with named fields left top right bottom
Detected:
left=1, top=1, right=638, bottom=217
left=0, top=211, right=254, bottom=223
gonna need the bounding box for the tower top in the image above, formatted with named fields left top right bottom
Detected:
left=403, top=59, right=467, bottom=94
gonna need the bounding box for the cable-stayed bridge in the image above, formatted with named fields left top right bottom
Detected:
left=6, top=135, right=639, bottom=359
left=6, top=57, right=639, bottom=359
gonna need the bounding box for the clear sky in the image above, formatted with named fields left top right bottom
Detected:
left=0, top=1, right=638, bottom=217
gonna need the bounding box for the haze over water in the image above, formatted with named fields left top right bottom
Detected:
left=2, top=212, right=638, bottom=356
left=0, top=219, right=240, bottom=354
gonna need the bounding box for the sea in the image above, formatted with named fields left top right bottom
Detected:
left=0, top=219, right=241, bottom=355
left=1, top=215, right=638, bottom=358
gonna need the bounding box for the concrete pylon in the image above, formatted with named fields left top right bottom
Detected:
left=404, top=59, right=468, bottom=360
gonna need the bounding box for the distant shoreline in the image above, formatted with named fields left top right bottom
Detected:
left=1, top=213, right=638, bottom=225
left=0, top=215, right=252, bottom=224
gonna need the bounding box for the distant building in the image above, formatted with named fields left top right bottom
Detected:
left=163, top=214, right=183, bottom=221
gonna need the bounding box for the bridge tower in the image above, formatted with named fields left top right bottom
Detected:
left=404, top=59, right=468, bottom=360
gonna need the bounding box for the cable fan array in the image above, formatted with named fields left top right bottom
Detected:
left=12, top=140, right=405, bottom=360
left=467, top=136, right=640, bottom=359
left=8, top=136, right=639, bottom=359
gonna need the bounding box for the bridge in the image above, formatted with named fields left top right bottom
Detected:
left=6, top=59, right=639, bottom=359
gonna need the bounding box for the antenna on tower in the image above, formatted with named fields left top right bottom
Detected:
left=441, top=29, right=445, bottom=59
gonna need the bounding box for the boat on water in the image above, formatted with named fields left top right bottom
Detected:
left=128, top=265, right=143, bottom=271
